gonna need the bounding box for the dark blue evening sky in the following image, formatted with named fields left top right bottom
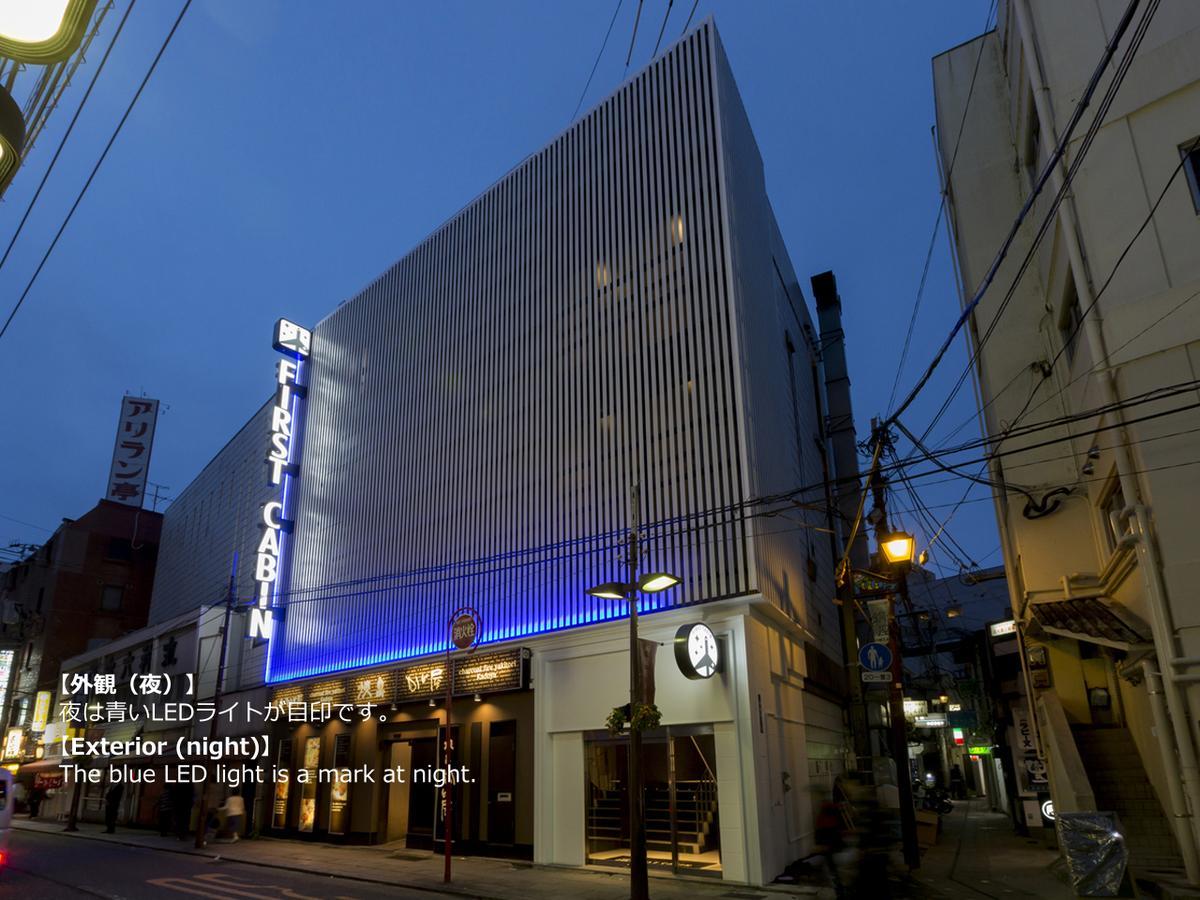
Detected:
left=0, top=1, right=1002, bottom=624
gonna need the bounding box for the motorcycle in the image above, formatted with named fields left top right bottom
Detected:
left=912, top=781, right=954, bottom=815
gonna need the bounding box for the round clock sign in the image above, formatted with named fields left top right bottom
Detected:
left=675, top=623, right=720, bottom=679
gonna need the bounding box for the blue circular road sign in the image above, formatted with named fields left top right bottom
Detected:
left=859, top=642, right=892, bottom=672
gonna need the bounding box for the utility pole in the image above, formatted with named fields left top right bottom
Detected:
left=194, top=565, right=237, bottom=848
left=625, top=483, right=649, bottom=900
left=869, top=421, right=921, bottom=871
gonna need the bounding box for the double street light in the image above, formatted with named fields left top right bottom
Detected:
left=586, top=566, right=681, bottom=900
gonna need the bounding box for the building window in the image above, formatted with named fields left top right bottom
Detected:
left=106, top=538, right=133, bottom=561
left=162, top=636, right=178, bottom=667
left=1182, top=137, right=1200, bottom=214
left=100, top=585, right=124, bottom=610
left=1023, top=90, right=1042, bottom=188
left=1099, top=478, right=1127, bottom=553
left=1059, top=278, right=1083, bottom=364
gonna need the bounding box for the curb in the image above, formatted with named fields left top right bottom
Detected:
left=11, top=823, right=506, bottom=899
left=13, top=821, right=816, bottom=898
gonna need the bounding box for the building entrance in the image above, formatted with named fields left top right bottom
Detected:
left=585, top=726, right=721, bottom=876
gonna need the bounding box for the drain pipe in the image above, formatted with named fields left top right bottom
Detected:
left=1142, top=662, right=1200, bottom=883
left=1013, top=0, right=1200, bottom=869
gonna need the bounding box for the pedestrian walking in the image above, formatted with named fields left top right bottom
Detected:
left=219, top=789, right=245, bottom=842
left=104, top=782, right=124, bottom=834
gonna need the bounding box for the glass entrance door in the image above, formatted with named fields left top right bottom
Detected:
left=584, top=726, right=721, bottom=876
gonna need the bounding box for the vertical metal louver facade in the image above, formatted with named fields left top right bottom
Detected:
left=270, top=23, right=755, bottom=682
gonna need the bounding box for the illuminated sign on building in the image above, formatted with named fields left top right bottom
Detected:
left=396, top=662, right=448, bottom=702
left=270, top=649, right=532, bottom=706
left=0, top=649, right=13, bottom=723
left=252, top=318, right=310, bottom=642
left=453, top=648, right=527, bottom=695
left=968, top=745, right=993, bottom=755
left=989, top=620, right=1017, bottom=637
left=353, top=672, right=392, bottom=704
left=902, top=699, right=928, bottom=718
left=31, top=691, right=51, bottom=733
left=3, top=727, right=23, bottom=758
left=914, top=713, right=947, bottom=729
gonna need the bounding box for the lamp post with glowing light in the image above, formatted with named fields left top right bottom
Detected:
left=585, top=485, right=680, bottom=900
left=877, top=529, right=922, bottom=869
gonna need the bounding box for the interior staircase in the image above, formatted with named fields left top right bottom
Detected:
left=587, top=778, right=719, bottom=857
left=1071, top=724, right=1184, bottom=875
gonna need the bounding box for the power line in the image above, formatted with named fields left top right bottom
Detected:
left=926, top=284, right=1200, bottom=457
left=569, top=0, right=624, bottom=124
left=887, top=0, right=996, bottom=414
left=680, top=0, right=700, bottom=36
left=885, top=0, right=1145, bottom=428
left=0, top=0, right=192, bottom=345
left=0, top=0, right=137, bottom=279
left=912, top=0, right=1159, bottom=444
left=624, top=0, right=645, bottom=75
left=996, top=130, right=1196, bottom=445
left=650, top=0, right=674, bottom=58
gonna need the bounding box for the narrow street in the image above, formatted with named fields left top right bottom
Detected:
left=4, top=828, right=427, bottom=899
left=5, top=820, right=800, bottom=899
left=912, top=799, right=1072, bottom=898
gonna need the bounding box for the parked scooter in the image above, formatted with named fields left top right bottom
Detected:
left=912, top=780, right=954, bottom=814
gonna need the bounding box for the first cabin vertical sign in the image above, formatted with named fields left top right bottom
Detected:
left=252, top=318, right=311, bottom=642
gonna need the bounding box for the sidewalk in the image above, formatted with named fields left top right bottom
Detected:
left=12, top=817, right=819, bottom=900
left=911, top=798, right=1073, bottom=898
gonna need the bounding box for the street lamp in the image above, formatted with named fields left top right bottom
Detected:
left=585, top=510, right=680, bottom=900
left=879, top=531, right=915, bottom=570
left=0, top=0, right=97, bottom=64
left=875, top=527, right=922, bottom=871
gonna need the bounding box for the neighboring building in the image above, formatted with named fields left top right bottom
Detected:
left=933, top=0, right=1200, bottom=882
left=0, top=500, right=161, bottom=772
left=40, top=608, right=218, bottom=826
left=34, top=401, right=279, bottom=830
left=248, top=20, right=852, bottom=886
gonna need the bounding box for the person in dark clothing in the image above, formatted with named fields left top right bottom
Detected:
left=172, top=783, right=193, bottom=840
left=27, top=786, right=44, bottom=818
left=104, top=783, right=124, bottom=833
left=950, top=764, right=966, bottom=800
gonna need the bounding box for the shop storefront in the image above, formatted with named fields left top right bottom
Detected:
left=268, top=647, right=534, bottom=857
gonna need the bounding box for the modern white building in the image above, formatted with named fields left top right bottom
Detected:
left=933, top=0, right=1200, bottom=884
left=257, top=20, right=854, bottom=885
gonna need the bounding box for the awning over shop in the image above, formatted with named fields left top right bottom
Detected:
left=1029, top=597, right=1150, bottom=651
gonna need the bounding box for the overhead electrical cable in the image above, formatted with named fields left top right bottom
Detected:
left=569, top=0, right=624, bottom=124
left=885, top=0, right=1144, bottom=427
left=887, top=0, right=996, bottom=413
left=909, top=0, right=1159, bottom=443
left=624, top=0, right=645, bottom=75
left=650, top=0, right=674, bottom=58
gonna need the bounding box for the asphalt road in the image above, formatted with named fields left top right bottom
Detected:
left=4, top=830, right=437, bottom=899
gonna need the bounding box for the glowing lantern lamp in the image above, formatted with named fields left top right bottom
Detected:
left=0, top=84, right=25, bottom=190
left=0, top=0, right=97, bottom=64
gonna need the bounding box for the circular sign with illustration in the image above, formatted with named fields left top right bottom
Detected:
left=452, top=611, right=479, bottom=650
left=675, top=623, right=720, bottom=679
